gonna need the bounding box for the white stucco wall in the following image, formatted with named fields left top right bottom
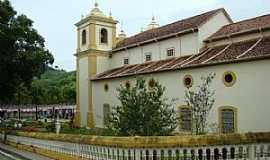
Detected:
left=79, top=57, right=89, bottom=127
left=92, top=59, right=270, bottom=132
left=198, top=11, right=231, bottom=49
left=180, top=33, right=199, bottom=56
left=111, top=33, right=199, bottom=68
left=97, top=56, right=110, bottom=74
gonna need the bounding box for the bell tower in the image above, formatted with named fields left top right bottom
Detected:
left=74, top=1, right=118, bottom=127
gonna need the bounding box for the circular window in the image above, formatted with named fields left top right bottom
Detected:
left=223, top=71, right=237, bottom=87
left=125, top=81, right=131, bottom=89
left=104, top=84, right=109, bottom=92
left=148, top=78, right=156, bottom=88
left=183, top=75, right=193, bottom=88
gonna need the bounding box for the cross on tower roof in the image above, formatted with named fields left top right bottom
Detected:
left=94, top=0, right=98, bottom=8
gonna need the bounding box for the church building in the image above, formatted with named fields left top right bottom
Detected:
left=74, top=2, right=270, bottom=134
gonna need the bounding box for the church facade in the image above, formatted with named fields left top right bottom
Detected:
left=75, top=3, right=270, bottom=134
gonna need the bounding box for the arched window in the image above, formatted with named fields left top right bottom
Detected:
left=219, top=106, right=238, bottom=133
left=81, top=30, right=86, bottom=45
left=100, top=28, right=108, bottom=44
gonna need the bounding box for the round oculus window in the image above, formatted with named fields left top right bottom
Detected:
left=223, top=71, right=236, bottom=87
left=148, top=78, right=156, bottom=88
left=125, top=81, right=131, bottom=89
left=183, top=75, right=193, bottom=88
left=104, top=84, right=109, bottom=92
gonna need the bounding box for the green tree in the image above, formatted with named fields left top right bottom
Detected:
left=27, top=67, right=76, bottom=105
left=185, top=73, right=216, bottom=135
left=0, top=0, right=54, bottom=104
left=110, top=78, right=177, bottom=136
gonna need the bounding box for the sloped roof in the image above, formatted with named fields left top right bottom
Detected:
left=113, top=8, right=230, bottom=51
left=207, top=14, right=270, bottom=41
left=92, top=36, right=270, bottom=81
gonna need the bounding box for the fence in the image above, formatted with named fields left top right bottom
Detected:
left=1, top=132, right=270, bottom=160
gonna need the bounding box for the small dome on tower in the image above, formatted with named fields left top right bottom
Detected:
left=118, top=29, right=126, bottom=39
left=146, top=16, right=160, bottom=30
left=90, top=2, right=106, bottom=17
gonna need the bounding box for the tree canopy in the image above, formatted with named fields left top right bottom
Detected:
left=110, top=78, right=177, bottom=136
left=0, top=0, right=54, bottom=103
left=7, top=67, right=76, bottom=105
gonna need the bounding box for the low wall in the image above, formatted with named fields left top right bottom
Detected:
left=1, top=132, right=270, bottom=160
left=16, top=131, right=270, bottom=148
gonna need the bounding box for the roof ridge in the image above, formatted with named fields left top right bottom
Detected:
left=207, top=13, right=270, bottom=41
left=121, top=8, right=224, bottom=40
left=115, top=8, right=225, bottom=50
left=222, top=13, right=270, bottom=28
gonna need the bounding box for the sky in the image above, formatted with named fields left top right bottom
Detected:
left=9, top=0, right=270, bottom=71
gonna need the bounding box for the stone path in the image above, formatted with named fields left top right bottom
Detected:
left=0, top=143, right=52, bottom=160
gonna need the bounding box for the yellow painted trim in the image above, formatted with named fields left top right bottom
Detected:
left=87, top=55, right=97, bottom=128
left=95, top=22, right=117, bottom=28
left=89, top=23, right=97, bottom=49
left=8, top=141, right=82, bottom=160
left=112, top=24, right=117, bottom=48
left=218, top=106, right=238, bottom=133
left=148, top=78, right=156, bottom=89
left=178, top=105, right=192, bottom=132
left=17, top=131, right=270, bottom=148
left=75, top=49, right=110, bottom=58
left=74, top=58, right=81, bottom=127
left=222, top=71, right=237, bottom=87
left=76, top=28, right=80, bottom=53
left=183, top=74, right=193, bottom=88
left=75, top=16, right=118, bottom=26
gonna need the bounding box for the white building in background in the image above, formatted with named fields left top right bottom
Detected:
left=74, top=2, right=270, bottom=134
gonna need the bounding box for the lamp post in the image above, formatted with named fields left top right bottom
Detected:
left=35, top=105, right=38, bottom=120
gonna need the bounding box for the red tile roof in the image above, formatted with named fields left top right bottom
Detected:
left=113, top=8, right=229, bottom=51
left=207, top=14, right=270, bottom=41
left=92, top=37, right=270, bottom=81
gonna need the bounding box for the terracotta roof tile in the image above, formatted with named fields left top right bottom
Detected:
left=122, top=62, right=154, bottom=75
left=92, top=36, right=270, bottom=81
left=114, top=8, right=225, bottom=51
left=108, top=64, right=138, bottom=77
left=209, top=39, right=258, bottom=63
left=161, top=56, right=192, bottom=69
left=186, top=45, right=227, bottom=65
left=243, top=37, right=270, bottom=58
left=208, top=14, right=270, bottom=40
left=139, top=58, right=174, bottom=73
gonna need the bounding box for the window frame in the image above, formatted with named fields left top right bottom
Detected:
left=100, top=28, right=108, bottom=44
left=81, top=29, right=87, bottom=45
left=183, top=75, right=193, bottom=88
left=103, top=104, right=110, bottom=125
left=166, top=47, right=175, bottom=57
left=144, top=52, right=152, bottom=62
left=223, top=71, right=237, bottom=87
left=178, top=105, right=192, bottom=132
left=123, top=57, right=129, bottom=65
left=218, top=106, right=238, bottom=133
left=104, top=83, right=109, bottom=92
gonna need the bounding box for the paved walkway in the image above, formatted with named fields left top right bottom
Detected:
left=0, top=143, right=52, bottom=160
